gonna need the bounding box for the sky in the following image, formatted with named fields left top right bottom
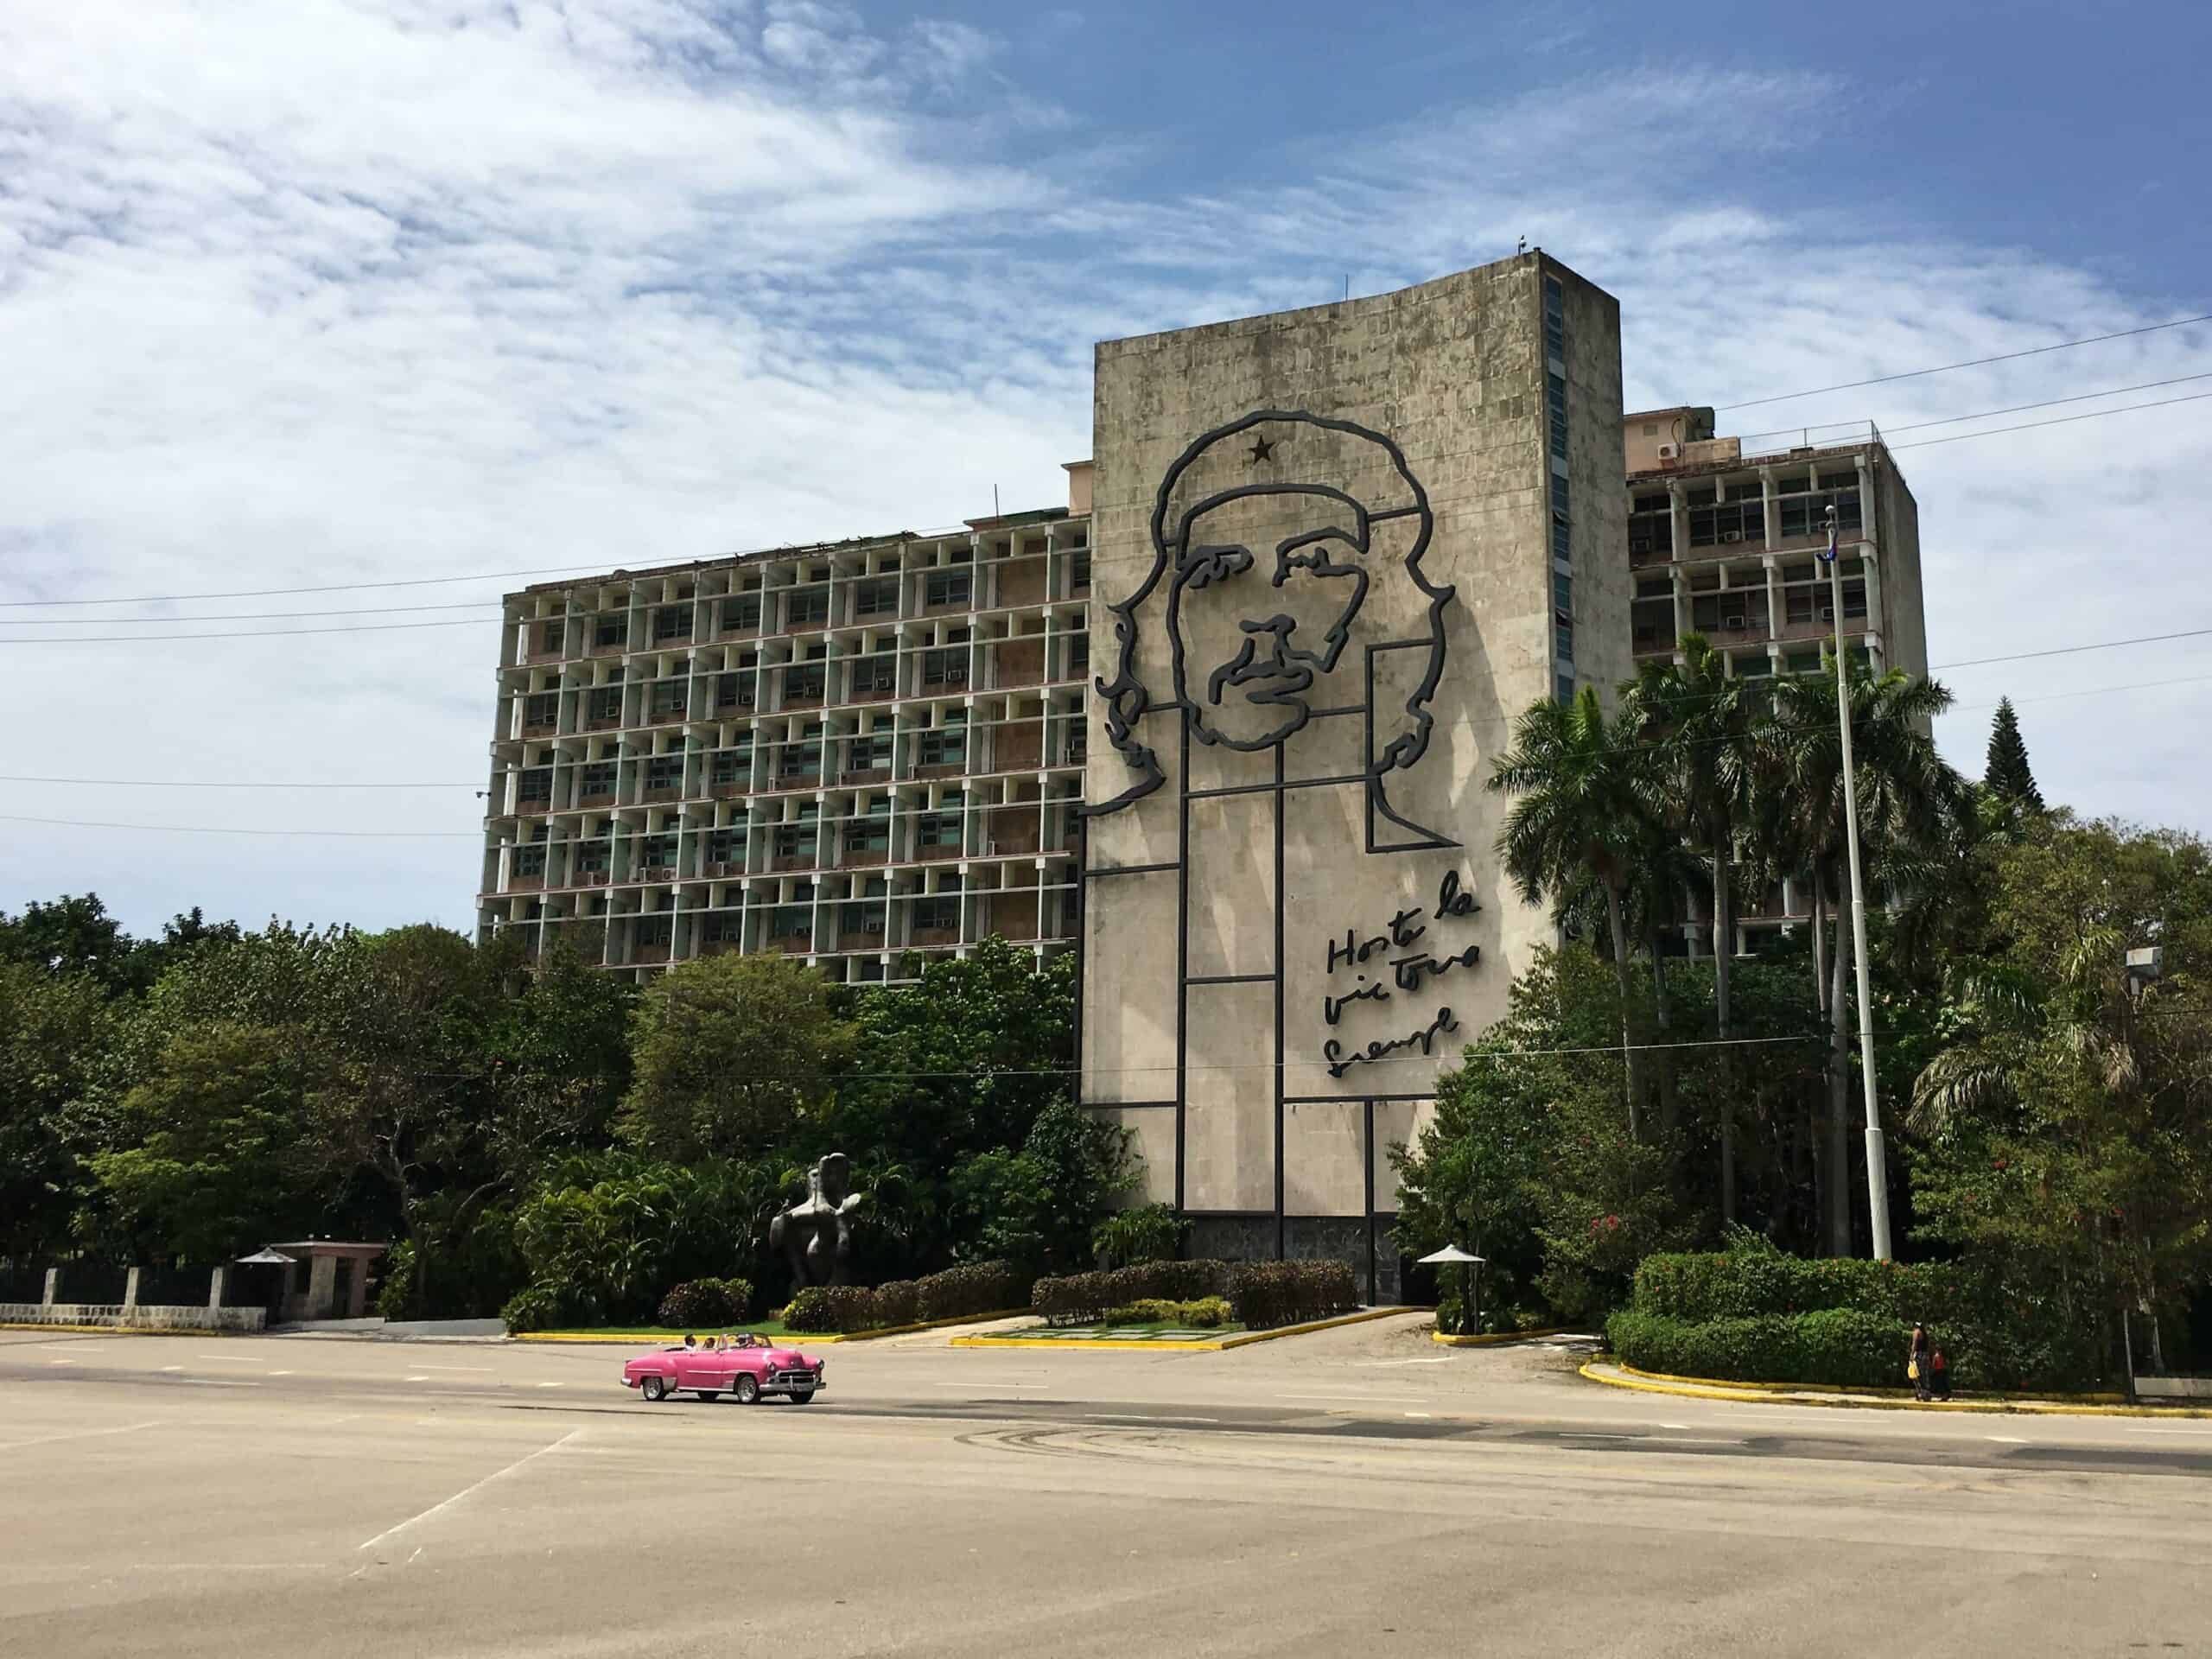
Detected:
left=3, top=0, right=2209, bottom=938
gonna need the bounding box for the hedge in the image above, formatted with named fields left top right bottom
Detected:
left=657, top=1277, right=753, bottom=1329
left=499, top=1287, right=567, bottom=1334
left=1226, top=1261, right=1358, bottom=1331
left=1618, top=1248, right=2108, bottom=1392
left=1033, top=1261, right=1231, bottom=1326
left=1607, top=1307, right=1904, bottom=1390
left=783, top=1261, right=1029, bottom=1336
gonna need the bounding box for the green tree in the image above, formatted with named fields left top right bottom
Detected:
left=618, top=950, right=852, bottom=1161
left=1982, top=696, right=2045, bottom=814
left=1909, top=816, right=2212, bottom=1368
left=947, top=1099, right=1132, bottom=1276
left=0, top=893, right=138, bottom=991
left=89, top=1024, right=320, bottom=1262
left=1630, top=633, right=1762, bottom=1217
left=1489, top=685, right=1658, bottom=1135
left=0, top=963, right=118, bottom=1257
left=1765, top=659, right=1963, bottom=1254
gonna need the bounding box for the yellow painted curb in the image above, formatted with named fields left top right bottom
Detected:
left=952, top=1306, right=1414, bottom=1352
left=518, top=1310, right=1028, bottom=1346
left=1617, top=1361, right=2126, bottom=1405
left=1, top=1322, right=205, bottom=1336
left=1580, top=1361, right=2212, bottom=1420
left=1431, top=1325, right=1570, bottom=1347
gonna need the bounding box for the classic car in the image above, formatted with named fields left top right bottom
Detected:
left=621, top=1337, right=825, bottom=1404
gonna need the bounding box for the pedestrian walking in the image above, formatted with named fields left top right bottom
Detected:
left=1907, top=1321, right=1933, bottom=1402
left=1930, top=1347, right=1952, bottom=1402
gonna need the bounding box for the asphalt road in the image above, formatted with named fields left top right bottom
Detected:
left=5, top=1317, right=2209, bottom=1656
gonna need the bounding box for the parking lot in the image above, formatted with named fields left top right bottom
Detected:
left=6, top=1319, right=2209, bottom=1656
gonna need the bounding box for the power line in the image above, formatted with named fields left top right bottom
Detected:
left=1715, top=311, right=2212, bottom=411
left=1933, top=626, right=2212, bottom=671
left=0, top=775, right=481, bottom=789
left=0, top=617, right=494, bottom=644
left=0, top=814, right=477, bottom=839
left=0, top=600, right=504, bottom=626
left=0, top=563, right=615, bottom=610
left=1886, top=388, right=2212, bottom=451
left=1881, top=371, right=2212, bottom=434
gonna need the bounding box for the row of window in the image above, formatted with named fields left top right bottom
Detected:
left=525, top=556, right=1097, bottom=658
left=1544, top=276, right=1575, bottom=707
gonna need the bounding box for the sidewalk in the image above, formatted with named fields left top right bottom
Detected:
left=1582, top=1359, right=2212, bottom=1419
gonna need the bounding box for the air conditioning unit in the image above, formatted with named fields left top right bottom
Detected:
left=1724, top=616, right=1748, bottom=632
left=1629, top=538, right=1653, bottom=556
left=1656, top=442, right=1681, bottom=461
left=1720, top=531, right=1743, bottom=544
left=1818, top=607, right=1836, bottom=622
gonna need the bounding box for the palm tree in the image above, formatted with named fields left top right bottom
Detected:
left=1490, top=685, right=1658, bottom=1136
left=1765, top=657, right=1962, bottom=1255
left=1629, top=634, right=1762, bottom=1220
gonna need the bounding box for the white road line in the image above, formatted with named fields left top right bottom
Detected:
left=179, top=1379, right=258, bottom=1389
left=47, top=1359, right=75, bottom=1366
left=1986, top=1435, right=2029, bottom=1444
left=161, top=1365, right=183, bottom=1373
left=37, top=1343, right=101, bottom=1351
left=929, top=1381, right=1048, bottom=1389
left=0, top=1420, right=162, bottom=1452
left=410, top=1364, right=494, bottom=1373
left=357, top=1428, right=585, bottom=1553
left=536, top=1382, right=563, bottom=1388
left=267, top=1370, right=295, bottom=1377
left=1659, top=1422, right=1690, bottom=1430
left=194, top=1355, right=266, bottom=1365
left=1274, top=1392, right=1426, bottom=1405
left=405, top=1376, right=432, bottom=1382
left=1360, top=1358, right=1449, bottom=1367
left=1404, top=1411, right=1433, bottom=1419
left=2126, top=1426, right=2212, bottom=1436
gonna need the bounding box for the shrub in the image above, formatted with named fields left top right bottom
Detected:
left=1092, top=1203, right=1186, bottom=1268
left=1101, top=1296, right=1235, bottom=1329
left=1226, top=1261, right=1358, bottom=1331
left=1606, top=1307, right=1904, bottom=1390
left=872, top=1280, right=920, bottom=1327
left=784, top=1285, right=879, bottom=1334
left=657, top=1277, right=753, bottom=1329
left=499, top=1287, right=568, bottom=1334
left=1032, top=1260, right=1233, bottom=1326
left=917, top=1260, right=1027, bottom=1323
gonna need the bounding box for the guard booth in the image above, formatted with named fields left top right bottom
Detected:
left=235, top=1240, right=387, bottom=1324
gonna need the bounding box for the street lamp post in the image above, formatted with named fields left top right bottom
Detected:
left=1822, top=506, right=1894, bottom=1262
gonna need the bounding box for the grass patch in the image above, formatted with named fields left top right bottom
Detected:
left=1040, top=1319, right=1247, bottom=1338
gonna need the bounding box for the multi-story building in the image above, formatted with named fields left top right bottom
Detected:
left=1622, top=407, right=1930, bottom=950
left=477, top=505, right=1095, bottom=982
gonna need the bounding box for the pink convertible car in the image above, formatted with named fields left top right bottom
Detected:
left=622, top=1337, right=824, bottom=1405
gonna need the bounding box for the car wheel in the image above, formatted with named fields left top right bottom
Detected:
left=789, top=1389, right=816, bottom=1405
left=733, top=1375, right=760, bottom=1405
left=640, top=1376, right=668, bottom=1402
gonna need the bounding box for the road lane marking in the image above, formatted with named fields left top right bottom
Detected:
left=1274, top=1393, right=1426, bottom=1405
left=1986, top=1435, right=2028, bottom=1444
left=2126, top=1426, right=2212, bottom=1436
left=358, top=1428, right=586, bottom=1552
left=1404, top=1412, right=1433, bottom=1419
left=929, top=1381, right=1048, bottom=1389
left=1360, top=1358, right=1449, bottom=1367
left=411, top=1364, right=494, bottom=1373
left=37, top=1343, right=101, bottom=1351
left=0, top=1420, right=162, bottom=1452
left=536, top=1382, right=563, bottom=1388
left=267, top=1370, right=295, bottom=1376
left=405, top=1376, right=432, bottom=1382
left=161, top=1365, right=183, bottom=1373
left=179, top=1379, right=258, bottom=1388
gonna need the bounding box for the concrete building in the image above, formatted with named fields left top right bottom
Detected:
left=1622, top=407, right=1929, bottom=950
left=1077, top=253, right=1628, bottom=1298
left=478, top=516, right=1093, bottom=982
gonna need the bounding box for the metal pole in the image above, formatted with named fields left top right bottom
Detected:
left=1824, top=507, right=1893, bottom=1261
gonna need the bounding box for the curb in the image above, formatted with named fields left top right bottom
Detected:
left=1580, top=1361, right=2212, bottom=1419
left=1431, top=1325, right=1572, bottom=1347
left=517, top=1309, right=1030, bottom=1347
left=1614, top=1361, right=2126, bottom=1405
left=952, top=1306, right=1414, bottom=1352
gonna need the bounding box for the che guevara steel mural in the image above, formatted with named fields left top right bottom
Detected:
left=1081, top=409, right=1484, bottom=1153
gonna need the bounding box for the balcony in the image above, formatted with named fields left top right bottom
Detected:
left=770, top=935, right=814, bottom=955
left=637, top=866, right=677, bottom=884
left=521, top=717, right=558, bottom=738
left=908, top=925, right=959, bottom=947
left=583, top=715, right=622, bottom=734
left=577, top=789, right=617, bottom=809
left=839, top=766, right=891, bottom=786
left=710, top=780, right=751, bottom=800
left=589, top=639, right=626, bottom=658
left=770, top=852, right=818, bottom=873
left=701, top=861, right=743, bottom=880
left=575, top=870, right=611, bottom=887
left=838, top=845, right=890, bottom=868
left=504, top=875, right=544, bottom=893
left=837, top=930, right=886, bottom=953
left=640, top=785, right=680, bottom=804
left=648, top=705, right=687, bottom=727
left=914, top=842, right=963, bottom=862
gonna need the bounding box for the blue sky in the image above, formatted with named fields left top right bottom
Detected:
left=3, top=0, right=2208, bottom=936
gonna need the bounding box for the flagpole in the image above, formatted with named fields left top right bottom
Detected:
left=1823, top=505, right=1893, bottom=1262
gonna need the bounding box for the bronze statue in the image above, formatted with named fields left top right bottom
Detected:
left=769, top=1153, right=864, bottom=1287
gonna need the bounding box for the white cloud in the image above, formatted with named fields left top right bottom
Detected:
left=1, top=22, right=2203, bottom=935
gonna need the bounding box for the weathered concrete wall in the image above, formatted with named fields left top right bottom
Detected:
left=1081, top=253, right=1626, bottom=1268
left=1, top=1302, right=267, bottom=1332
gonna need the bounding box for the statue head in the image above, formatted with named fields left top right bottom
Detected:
left=815, top=1151, right=851, bottom=1206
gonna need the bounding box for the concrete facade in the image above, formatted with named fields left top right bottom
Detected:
left=1078, top=254, right=1626, bottom=1297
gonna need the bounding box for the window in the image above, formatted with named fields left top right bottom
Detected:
left=785, top=588, right=830, bottom=629
left=512, top=844, right=547, bottom=880
left=1071, top=552, right=1091, bottom=594
left=536, top=621, right=563, bottom=655
left=518, top=766, right=553, bottom=804
left=710, top=746, right=750, bottom=788
left=636, top=916, right=672, bottom=948
left=783, top=663, right=826, bottom=702
left=1554, top=621, right=1574, bottom=661
left=1069, top=633, right=1090, bottom=674
left=855, top=578, right=899, bottom=618
left=652, top=607, right=690, bottom=644
left=918, top=811, right=962, bottom=849
left=847, top=734, right=893, bottom=772
left=1542, top=276, right=1565, bottom=361
left=1551, top=512, right=1571, bottom=566
left=1688, top=499, right=1763, bottom=549
left=845, top=803, right=891, bottom=855
left=580, top=761, right=616, bottom=797
left=851, top=654, right=898, bottom=695
left=575, top=840, right=611, bottom=875
left=913, top=893, right=959, bottom=932
left=716, top=671, right=753, bottom=709
left=925, top=570, right=971, bottom=609
left=650, top=680, right=686, bottom=719
left=706, top=828, right=744, bottom=863
left=594, top=615, right=625, bottom=650
left=723, top=595, right=761, bottom=634
left=587, top=685, right=623, bottom=724
left=524, top=692, right=559, bottom=728
left=770, top=905, right=812, bottom=941
left=1777, top=484, right=1862, bottom=541
left=645, top=754, right=683, bottom=792
left=1842, top=577, right=1868, bottom=619
left=639, top=834, right=676, bottom=868
left=1552, top=571, right=1573, bottom=616
left=1550, top=475, right=1571, bottom=515
left=842, top=897, right=888, bottom=934
left=777, top=737, right=821, bottom=782
left=1554, top=673, right=1575, bottom=705
left=923, top=646, right=967, bottom=687
left=1547, top=370, right=1567, bottom=460
left=918, top=725, right=966, bottom=768
left=774, top=821, right=817, bottom=861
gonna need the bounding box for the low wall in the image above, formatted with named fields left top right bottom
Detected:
left=1, top=1302, right=266, bottom=1332
left=2137, top=1376, right=2212, bottom=1400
